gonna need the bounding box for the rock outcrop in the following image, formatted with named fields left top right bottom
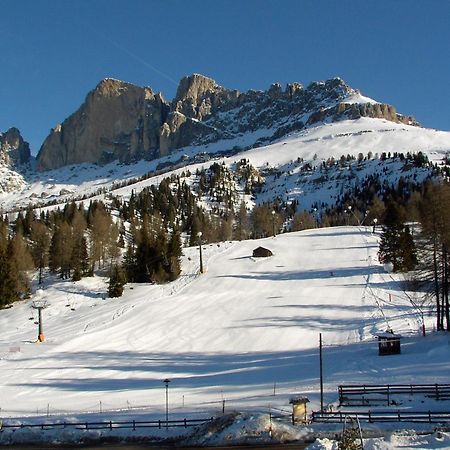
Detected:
left=0, top=127, right=31, bottom=167
left=37, top=79, right=169, bottom=170
left=36, top=74, right=419, bottom=171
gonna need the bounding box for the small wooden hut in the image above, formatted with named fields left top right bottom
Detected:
left=376, top=330, right=402, bottom=356
left=252, top=246, right=273, bottom=258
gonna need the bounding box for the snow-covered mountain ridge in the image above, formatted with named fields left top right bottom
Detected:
left=35, top=74, right=420, bottom=171
left=2, top=117, right=450, bottom=218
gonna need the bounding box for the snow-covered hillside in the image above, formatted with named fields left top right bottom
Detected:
left=1, top=118, right=450, bottom=215
left=0, top=227, right=446, bottom=420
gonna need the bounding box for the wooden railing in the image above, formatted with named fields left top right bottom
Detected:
left=338, top=383, right=450, bottom=406
left=312, top=410, right=450, bottom=424
left=0, top=417, right=213, bottom=431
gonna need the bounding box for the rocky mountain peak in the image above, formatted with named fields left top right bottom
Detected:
left=0, top=127, right=31, bottom=167
left=36, top=74, right=419, bottom=171
left=93, top=78, right=139, bottom=98
left=174, top=73, right=220, bottom=104
left=307, top=77, right=355, bottom=99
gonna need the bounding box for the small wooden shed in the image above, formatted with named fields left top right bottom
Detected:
left=289, top=395, right=310, bottom=424
left=376, top=330, right=402, bottom=356
left=252, top=246, right=273, bottom=258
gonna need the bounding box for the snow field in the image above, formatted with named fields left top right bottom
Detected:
left=0, top=227, right=447, bottom=423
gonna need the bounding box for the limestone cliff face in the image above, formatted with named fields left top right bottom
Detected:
left=37, top=79, right=169, bottom=170
left=36, top=74, right=419, bottom=171
left=0, top=127, right=31, bottom=167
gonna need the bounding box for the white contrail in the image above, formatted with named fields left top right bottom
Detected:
left=87, top=26, right=178, bottom=86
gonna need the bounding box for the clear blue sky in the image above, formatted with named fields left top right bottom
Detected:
left=1, top=0, right=450, bottom=154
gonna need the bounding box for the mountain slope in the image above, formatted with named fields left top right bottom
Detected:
left=2, top=117, right=450, bottom=215
left=0, top=228, right=447, bottom=418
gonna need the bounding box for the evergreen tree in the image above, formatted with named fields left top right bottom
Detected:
left=71, top=235, right=89, bottom=281
left=30, top=221, right=50, bottom=285
left=0, top=245, right=20, bottom=307
left=378, top=200, right=417, bottom=272
left=49, top=222, right=73, bottom=279
left=108, top=264, right=127, bottom=297
left=167, top=227, right=182, bottom=281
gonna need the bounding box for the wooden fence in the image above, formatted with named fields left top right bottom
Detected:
left=312, top=410, right=450, bottom=424
left=0, top=417, right=213, bottom=431
left=338, top=383, right=450, bottom=406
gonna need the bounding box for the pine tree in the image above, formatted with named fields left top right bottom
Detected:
left=167, top=227, right=182, bottom=281
left=71, top=235, right=89, bottom=281
left=49, top=222, right=73, bottom=279
left=378, top=200, right=417, bottom=272
left=0, top=245, right=20, bottom=308
left=108, top=264, right=127, bottom=297
left=30, top=221, right=50, bottom=285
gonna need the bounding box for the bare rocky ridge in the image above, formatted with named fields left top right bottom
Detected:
left=36, top=74, right=419, bottom=171
left=37, top=78, right=168, bottom=170
left=0, top=127, right=31, bottom=167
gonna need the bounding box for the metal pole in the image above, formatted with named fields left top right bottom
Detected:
left=38, top=307, right=45, bottom=342
left=199, top=240, right=203, bottom=274
left=272, top=211, right=276, bottom=237
left=319, top=333, right=324, bottom=412
left=163, top=379, right=170, bottom=430
left=165, top=383, right=168, bottom=429
left=38, top=308, right=43, bottom=337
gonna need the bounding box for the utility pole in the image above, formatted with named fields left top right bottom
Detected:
left=197, top=232, right=204, bottom=274
left=163, top=378, right=171, bottom=430
left=319, top=333, right=324, bottom=412
left=271, top=210, right=276, bottom=237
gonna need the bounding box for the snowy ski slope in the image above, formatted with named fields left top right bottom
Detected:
left=0, top=227, right=447, bottom=420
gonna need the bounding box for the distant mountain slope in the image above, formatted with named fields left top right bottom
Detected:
left=2, top=117, right=449, bottom=215
left=0, top=128, right=31, bottom=194
left=35, top=74, right=418, bottom=171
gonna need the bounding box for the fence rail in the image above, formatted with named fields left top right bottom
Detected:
left=312, top=410, right=450, bottom=424
left=338, top=383, right=450, bottom=406
left=0, top=417, right=214, bottom=432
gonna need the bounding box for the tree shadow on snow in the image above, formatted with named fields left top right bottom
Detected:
left=217, top=265, right=383, bottom=282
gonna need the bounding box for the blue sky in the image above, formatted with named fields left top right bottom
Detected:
left=1, top=0, right=450, bottom=154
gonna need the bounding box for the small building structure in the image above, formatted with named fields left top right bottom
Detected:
left=376, top=329, right=402, bottom=356
left=289, top=395, right=310, bottom=424
left=252, top=246, right=273, bottom=258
